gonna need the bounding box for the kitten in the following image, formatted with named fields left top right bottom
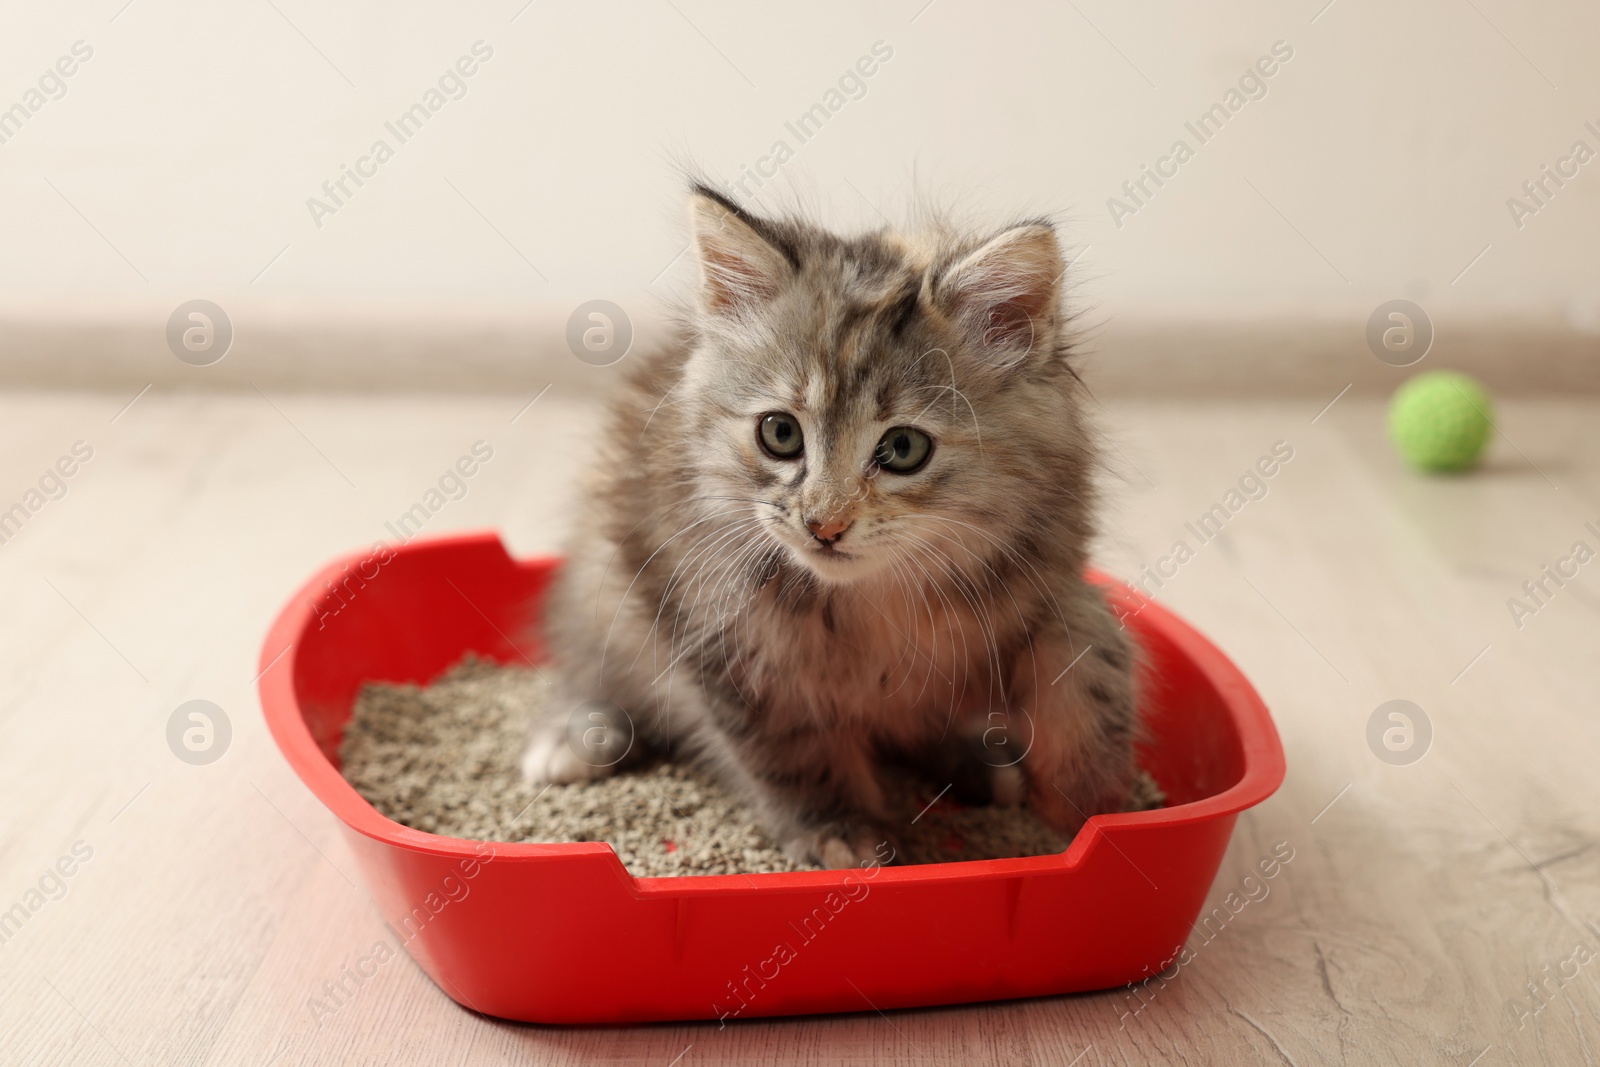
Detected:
left=520, top=185, right=1138, bottom=869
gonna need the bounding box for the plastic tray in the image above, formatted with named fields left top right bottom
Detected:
left=258, top=531, right=1283, bottom=1024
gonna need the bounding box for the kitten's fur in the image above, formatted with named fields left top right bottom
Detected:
left=521, top=186, right=1138, bottom=869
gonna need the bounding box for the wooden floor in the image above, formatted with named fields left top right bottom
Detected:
left=1, top=388, right=1597, bottom=1066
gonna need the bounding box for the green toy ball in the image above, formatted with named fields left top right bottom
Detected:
left=1388, top=371, right=1494, bottom=472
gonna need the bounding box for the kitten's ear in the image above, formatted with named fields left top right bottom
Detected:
left=933, top=224, right=1063, bottom=364
left=687, top=188, right=794, bottom=317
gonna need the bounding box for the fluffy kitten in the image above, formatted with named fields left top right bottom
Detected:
left=521, top=185, right=1138, bottom=869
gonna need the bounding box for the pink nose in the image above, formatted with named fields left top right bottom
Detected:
left=805, top=517, right=851, bottom=544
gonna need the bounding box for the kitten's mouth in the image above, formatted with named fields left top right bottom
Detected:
left=775, top=531, right=852, bottom=572
left=792, top=537, right=872, bottom=583
left=807, top=541, right=852, bottom=562
left=788, top=537, right=903, bottom=587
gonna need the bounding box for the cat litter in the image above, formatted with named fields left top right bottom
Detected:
left=339, top=656, right=1165, bottom=878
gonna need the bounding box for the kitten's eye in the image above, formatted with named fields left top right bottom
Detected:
left=757, top=413, right=804, bottom=459
left=875, top=426, right=933, bottom=473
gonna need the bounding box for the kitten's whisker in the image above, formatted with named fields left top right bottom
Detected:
left=595, top=494, right=781, bottom=623
left=627, top=513, right=754, bottom=661
left=882, top=549, right=948, bottom=708
left=600, top=503, right=757, bottom=673
left=654, top=515, right=763, bottom=617
left=891, top=539, right=985, bottom=723
left=906, top=531, right=1024, bottom=690
left=874, top=555, right=929, bottom=702
left=703, top=535, right=776, bottom=710
left=659, top=517, right=775, bottom=685
left=648, top=637, right=701, bottom=687
left=840, top=563, right=955, bottom=690
left=646, top=516, right=769, bottom=674
left=893, top=539, right=988, bottom=711
left=909, top=520, right=1068, bottom=685
left=637, top=376, right=690, bottom=441
left=894, top=530, right=1014, bottom=722
left=898, top=512, right=1069, bottom=629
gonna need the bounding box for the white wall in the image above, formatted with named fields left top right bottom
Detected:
left=2, top=0, right=1597, bottom=382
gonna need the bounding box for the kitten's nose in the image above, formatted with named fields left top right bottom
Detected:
left=805, top=517, right=852, bottom=544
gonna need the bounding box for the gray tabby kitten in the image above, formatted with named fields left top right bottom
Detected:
left=521, top=185, right=1138, bottom=869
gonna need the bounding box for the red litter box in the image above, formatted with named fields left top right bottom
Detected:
left=259, top=532, right=1283, bottom=1024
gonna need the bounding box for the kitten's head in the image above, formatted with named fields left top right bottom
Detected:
left=676, top=185, right=1094, bottom=588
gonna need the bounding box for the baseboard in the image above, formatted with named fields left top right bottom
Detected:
left=1, top=297, right=1594, bottom=397
left=1076, top=314, right=1598, bottom=398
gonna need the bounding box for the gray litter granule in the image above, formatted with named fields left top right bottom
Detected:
left=339, top=656, right=1165, bottom=877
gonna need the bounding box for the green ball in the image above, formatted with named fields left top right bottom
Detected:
left=1388, top=371, right=1494, bottom=472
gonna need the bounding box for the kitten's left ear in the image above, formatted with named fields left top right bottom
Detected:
left=932, top=223, right=1063, bottom=366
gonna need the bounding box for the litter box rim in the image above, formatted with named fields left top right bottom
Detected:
left=259, top=531, right=1284, bottom=893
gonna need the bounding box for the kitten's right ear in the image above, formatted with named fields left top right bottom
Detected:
left=688, top=187, right=794, bottom=317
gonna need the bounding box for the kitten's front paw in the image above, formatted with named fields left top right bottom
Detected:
left=991, top=764, right=1026, bottom=807
left=520, top=697, right=636, bottom=784
left=779, top=825, right=898, bottom=871
left=519, top=720, right=614, bottom=784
